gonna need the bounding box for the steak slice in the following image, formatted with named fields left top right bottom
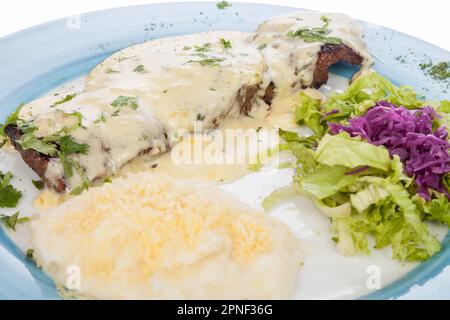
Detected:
left=4, top=125, right=66, bottom=192
left=312, top=44, right=364, bottom=88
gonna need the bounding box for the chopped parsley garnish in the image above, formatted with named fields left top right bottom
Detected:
left=133, top=64, right=146, bottom=73
left=187, top=57, right=225, bottom=67
left=59, top=135, right=89, bottom=155
left=0, top=171, right=22, bottom=208
left=94, top=112, right=106, bottom=124
left=26, top=248, right=34, bottom=259
left=183, top=46, right=192, bottom=51
left=287, top=15, right=342, bottom=45
left=193, top=43, right=212, bottom=53
left=257, top=43, right=267, bottom=51
left=104, top=176, right=112, bottom=183
left=420, top=61, right=450, bottom=81
left=70, top=181, right=89, bottom=196
left=196, top=113, right=205, bottom=121
left=32, top=180, right=44, bottom=190
left=0, top=103, right=24, bottom=147
left=111, top=96, right=139, bottom=110
left=0, top=212, right=29, bottom=231
left=105, top=68, right=119, bottom=74
left=111, top=110, right=120, bottom=117
left=18, top=128, right=58, bottom=156
left=118, top=56, right=136, bottom=62
left=52, top=94, right=76, bottom=107
left=220, top=38, right=232, bottom=49
left=216, top=1, right=231, bottom=9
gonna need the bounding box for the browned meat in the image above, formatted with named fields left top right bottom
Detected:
left=4, top=125, right=66, bottom=192
left=312, top=44, right=363, bottom=88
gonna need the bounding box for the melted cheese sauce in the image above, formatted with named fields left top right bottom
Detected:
left=253, top=11, right=372, bottom=91
left=15, top=12, right=371, bottom=192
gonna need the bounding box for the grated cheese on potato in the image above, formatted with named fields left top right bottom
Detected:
left=30, top=172, right=300, bottom=299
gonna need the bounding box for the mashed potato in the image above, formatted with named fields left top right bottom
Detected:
left=30, top=173, right=300, bottom=299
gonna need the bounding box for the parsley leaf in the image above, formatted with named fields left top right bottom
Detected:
left=105, top=68, right=119, bottom=74
left=257, top=43, right=267, bottom=51
left=287, top=15, right=342, bottom=45
left=133, top=65, right=146, bottom=73
left=186, top=57, right=225, bottom=67
left=52, top=94, right=76, bottom=107
left=32, top=180, right=44, bottom=190
left=17, top=130, right=58, bottom=156
left=59, top=135, right=89, bottom=155
left=0, top=212, right=29, bottom=231
left=111, top=96, right=139, bottom=110
left=220, top=38, right=232, bottom=49
left=0, top=103, right=24, bottom=147
left=216, top=1, right=231, bottom=9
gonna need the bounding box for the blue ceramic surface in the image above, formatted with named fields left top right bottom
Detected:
left=0, top=2, right=448, bottom=300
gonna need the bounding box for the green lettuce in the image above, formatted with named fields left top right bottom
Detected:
left=323, top=72, right=424, bottom=121
left=314, top=132, right=391, bottom=171
left=294, top=92, right=325, bottom=137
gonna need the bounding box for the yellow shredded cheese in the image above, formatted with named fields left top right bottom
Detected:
left=30, top=172, right=300, bottom=299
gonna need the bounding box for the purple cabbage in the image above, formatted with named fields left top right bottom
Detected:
left=328, top=101, right=450, bottom=200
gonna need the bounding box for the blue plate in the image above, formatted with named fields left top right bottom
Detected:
left=0, top=2, right=449, bottom=300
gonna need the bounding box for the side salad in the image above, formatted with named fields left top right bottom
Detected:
left=273, top=71, right=450, bottom=262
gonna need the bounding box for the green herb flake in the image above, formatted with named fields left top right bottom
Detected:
left=287, top=16, right=342, bottom=45
left=133, top=64, right=146, bottom=73
left=32, top=180, right=44, bottom=190
left=193, top=43, right=212, bottom=53
left=52, top=94, right=76, bottom=107
left=17, top=130, right=58, bottom=156
left=59, top=135, right=89, bottom=155
left=0, top=103, right=25, bottom=147
left=0, top=212, right=29, bottom=231
left=26, top=248, right=34, bottom=259
left=70, top=182, right=89, bottom=196
left=186, top=57, right=225, bottom=67
left=105, top=68, right=120, bottom=74
left=94, top=112, right=106, bottom=124
left=257, top=43, right=267, bottom=51
left=420, top=61, right=450, bottom=82
left=0, top=171, right=22, bottom=208
left=196, top=113, right=205, bottom=121
left=111, top=96, right=139, bottom=110
left=216, top=1, right=231, bottom=9
left=220, top=38, right=232, bottom=49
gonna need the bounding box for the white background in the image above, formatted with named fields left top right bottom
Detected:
left=0, top=0, right=449, bottom=50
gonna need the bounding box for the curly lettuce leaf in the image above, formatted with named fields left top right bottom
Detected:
left=314, top=133, right=391, bottom=171
left=299, top=164, right=360, bottom=200
left=295, top=92, right=325, bottom=137
left=323, top=72, right=424, bottom=121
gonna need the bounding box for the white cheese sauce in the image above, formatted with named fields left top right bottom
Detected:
left=15, top=12, right=371, bottom=192
left=253, top=11, right=373, bottom=92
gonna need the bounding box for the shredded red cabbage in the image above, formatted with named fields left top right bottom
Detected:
left=328, top=101, right=450, bottom=200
